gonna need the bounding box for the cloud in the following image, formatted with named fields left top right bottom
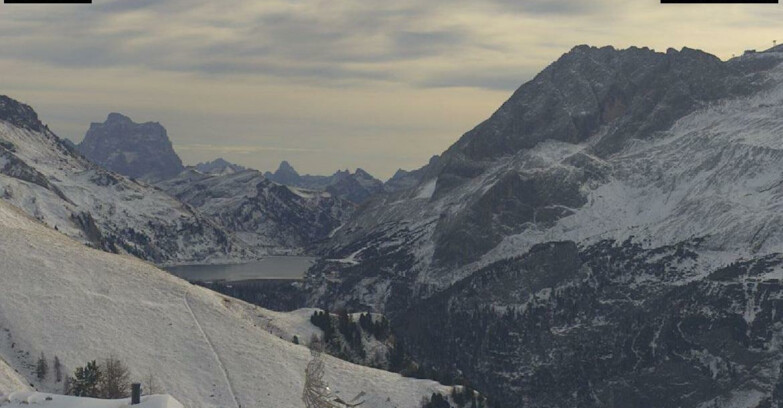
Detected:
left=3, top=0, right=783, bottom=178
left=93, top=0, right=168, bottom=13
left=488, top=0, right=611, bottom=15
left=0, top=0, right=502, bottom=87
left=417, top=67, right=538, bottom=91
left=175, top=143, right=320, bottom=155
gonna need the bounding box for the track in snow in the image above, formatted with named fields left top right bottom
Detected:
left=183, top=290, right=241, bottom=408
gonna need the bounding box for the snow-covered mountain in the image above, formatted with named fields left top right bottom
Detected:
left=0, top=199, right=449, bottom=408
left=264, top=161, right=384, bottom=204
left=77, top=113, right=184, bottom=182
left=309, top=44, right=781, bottom=310
left=158, top=169, right=355, bottom=252
left=300, top=45, right=783, bottom=406
left=0, top=96, right=250, bottom=265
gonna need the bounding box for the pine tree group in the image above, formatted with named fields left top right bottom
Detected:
left=66, top=357, right=131, bottom=398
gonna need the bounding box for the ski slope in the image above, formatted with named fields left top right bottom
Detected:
left=0, top=200, right=449, bottom=408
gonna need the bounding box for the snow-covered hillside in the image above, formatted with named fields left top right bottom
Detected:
left=0, top=96, right=251, bottom=265
left=0, top=200, right=449, bottom=408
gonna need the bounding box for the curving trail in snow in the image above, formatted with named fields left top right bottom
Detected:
left=183, top=290, right=241, bottom=408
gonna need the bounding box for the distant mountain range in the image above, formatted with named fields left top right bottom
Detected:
left=0, top=99, right=360, bottom=262
left=194, top=158, right=246, bottom=175
left=264, top=161, right=385, bottom=204
left=72, top=110, right=417, bottom=207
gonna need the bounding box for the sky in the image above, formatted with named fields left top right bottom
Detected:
left=0, top=0, right=781, bottom=179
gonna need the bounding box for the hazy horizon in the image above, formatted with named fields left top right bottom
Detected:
left=2, top=0, right=782, bottom=178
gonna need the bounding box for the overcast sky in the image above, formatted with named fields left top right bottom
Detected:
left=1, top=0, right=781, bottom=179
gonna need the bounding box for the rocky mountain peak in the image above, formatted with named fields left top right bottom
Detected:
left=0, top=95, right=45, bottom=132
left=430, top=44, right=770, bottom=201
left=354, top=168, right=372, bottom=178
left=77, top=113, right=184, bottom=181
left=452, top=44, right=759, bottom=158
left=266, top=160, right=301, bottom=185
left=105, top=112, right=133, bottom=123
left=278, top=160, right=296, bottom=173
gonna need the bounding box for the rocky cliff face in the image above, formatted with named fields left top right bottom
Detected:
left=264, top=160, right=302, bottom=186
left=300, top=45, right=783, bottom=406
left=0, top=96, right=47, bottom=133
left=77, top=113, right=184, bottom=182
left=0, top=97, right=250, bottom=265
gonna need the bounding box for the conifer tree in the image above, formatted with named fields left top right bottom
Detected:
left=36, top=352, right=48, bottom=380
left=53, top=355, right=62, bottom=383
left=71, top=360, right=102, bottom=397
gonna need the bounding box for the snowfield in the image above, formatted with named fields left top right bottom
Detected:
left=0, top=200, right=449, bottom=408
left=0, top=392, right=183, bottom=408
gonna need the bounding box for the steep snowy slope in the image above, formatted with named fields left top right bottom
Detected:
left=0, top=96, right=250, bottom=265
left=158, top=169, right=355, bottom=251
left=0, top=200, right=448, bottom=408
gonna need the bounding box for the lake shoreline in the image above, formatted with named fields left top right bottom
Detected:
left=164, top=256, right=316, bottom=283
